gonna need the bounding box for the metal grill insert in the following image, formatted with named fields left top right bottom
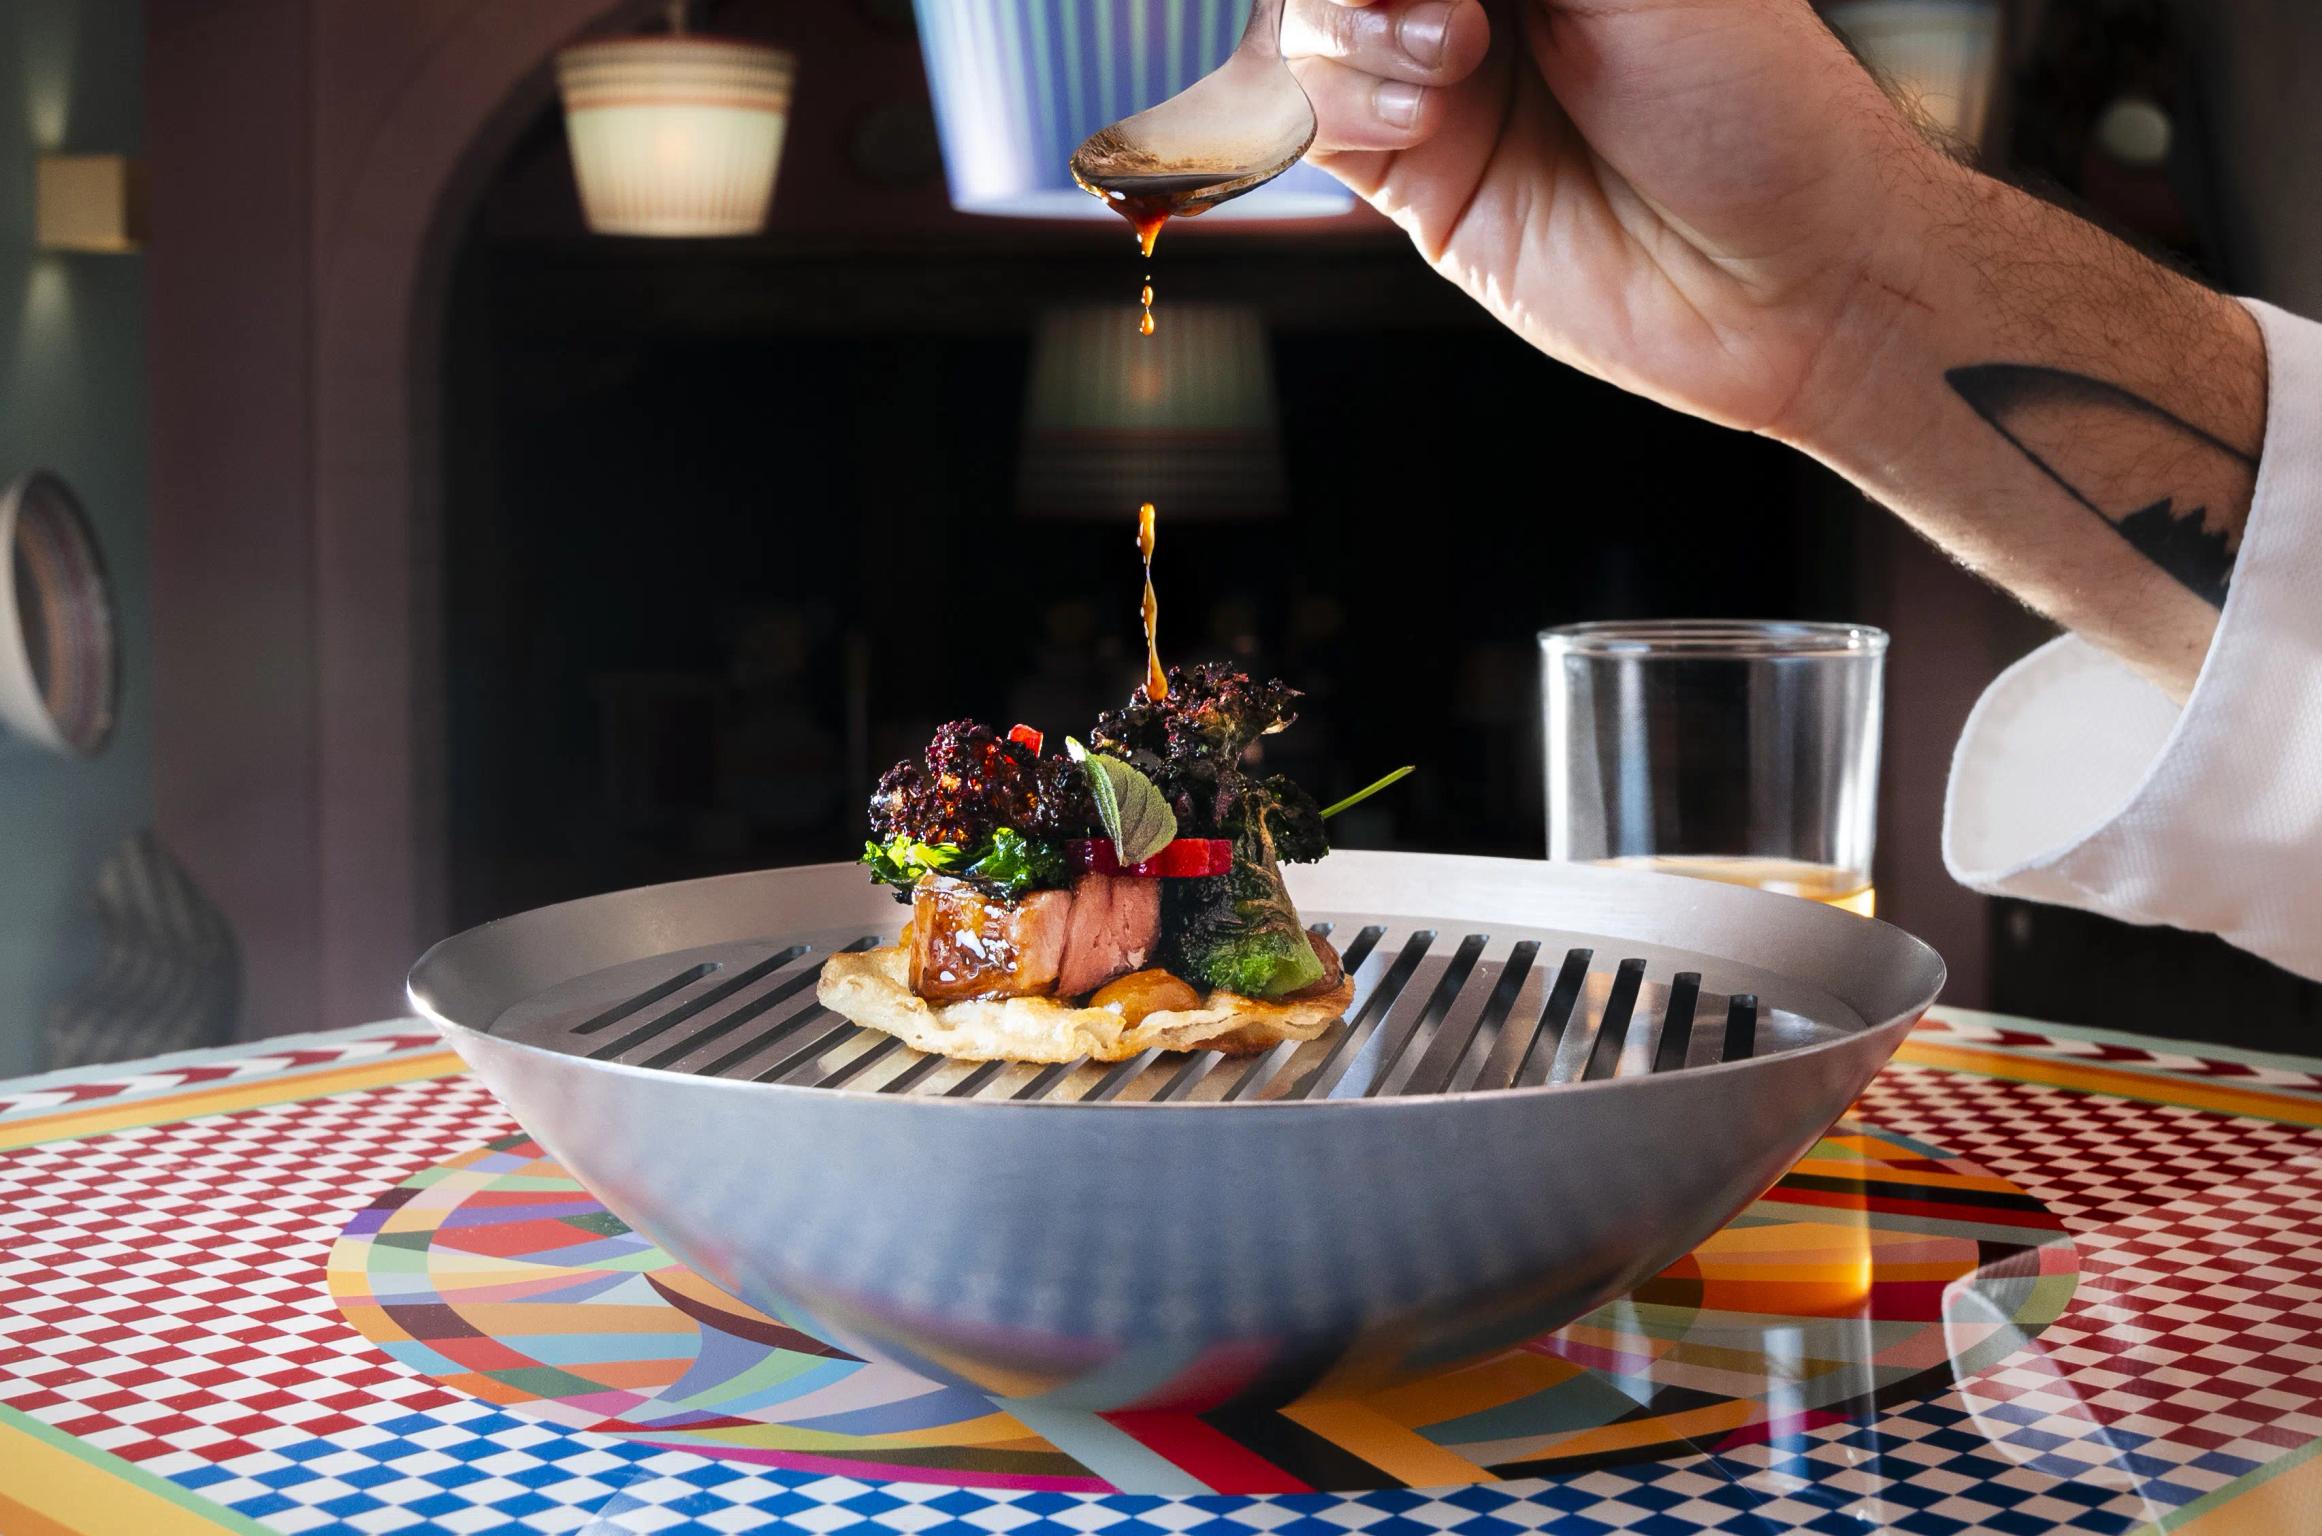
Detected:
left=481, top=914, right=1857, bottom=1105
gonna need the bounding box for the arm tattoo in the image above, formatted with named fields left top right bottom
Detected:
left=1947, top=364, right=2258, bottom=607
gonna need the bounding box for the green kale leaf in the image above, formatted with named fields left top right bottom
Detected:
left=962, top=827, right=1070, bottom=900
left=862, top=834, right=968, bottom=899
left=1162, top=794, right=1325, bottom=998
left=861, top=828, right=1066, bottom=903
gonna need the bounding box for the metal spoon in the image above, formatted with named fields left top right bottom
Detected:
left=1069, top=0, right=1317, bottom=247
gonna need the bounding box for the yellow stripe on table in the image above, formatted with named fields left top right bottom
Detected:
left=0, top=1050, right=466, bottom=1149
left=1281, top=1400, right=1499, bottom=1487
left=1786, top=1154, right=2027, bottom=1193
left=2150, top=1435, right=2322, bottom=1535
left=1894, top=1040, right=2322, bottom=1127
left=1361, top=1350, right=1587, bottom=1426
left=0, top=1411, right=264, bottom=1535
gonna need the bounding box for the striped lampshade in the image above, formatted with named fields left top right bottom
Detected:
left=913, top=0, right=1353, bottom=219
left=1019, top=305, right=1284, bottom=518
left=556, top=37, right=796, bottom=237
left=0, top=471, right=117, bottom=758
left=1826, top=0, right=2002, bottom=148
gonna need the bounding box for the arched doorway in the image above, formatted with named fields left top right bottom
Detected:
left=152, top=0, right=645, bottom=1035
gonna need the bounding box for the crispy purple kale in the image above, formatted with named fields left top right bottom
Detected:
left=1253, top=774, right=1328, bottom=865
left=867, top=721, right=1093, bottom=848
left=1086, top=665, right=1323, bottom=859
left=1088, top=663, right=1300, bottom=767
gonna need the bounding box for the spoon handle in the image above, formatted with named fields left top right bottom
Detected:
left=1239, top=0, right=1290, bottom=59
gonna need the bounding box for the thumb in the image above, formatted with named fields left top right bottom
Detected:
left=1286, top=0, right=1493, bottom=153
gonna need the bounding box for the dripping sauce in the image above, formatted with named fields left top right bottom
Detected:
left=1082, top=172, right=1241, bottom=335
left=1138, top=503, right=1166, bottom=701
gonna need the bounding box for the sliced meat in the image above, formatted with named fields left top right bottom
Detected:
left=909, top=875, right=1070, bottom=1002
left=1055, top=872, right=1163, bottom=998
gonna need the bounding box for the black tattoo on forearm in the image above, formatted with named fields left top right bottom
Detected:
left=1947, top=364, right=2258, bottom=607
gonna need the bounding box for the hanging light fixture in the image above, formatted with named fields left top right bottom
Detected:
left=556, top=1, right=797, bottom=238
left=1826, top=0, right=2004, bottom=149
left=912, top=0, right=1352, bottom=220
left=1019, top=306, right=1284, bottom=519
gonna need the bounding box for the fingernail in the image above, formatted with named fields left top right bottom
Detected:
left=1375, top=80, right=1423, bottom=128
left=1397, top=2, right=1452, bottom=66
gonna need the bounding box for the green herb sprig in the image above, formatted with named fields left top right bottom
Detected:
left=1066, top=737, right=1178, bottom=865
left=1320, top=764, right=1416, bottom=820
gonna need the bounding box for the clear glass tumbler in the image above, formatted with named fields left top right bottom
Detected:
left=1540, top=620, right=1887, bottom=915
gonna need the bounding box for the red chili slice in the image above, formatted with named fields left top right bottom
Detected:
left=1068, top=837, right=1232, bottom=878
left=1007, top=723, right=1044, bottom=754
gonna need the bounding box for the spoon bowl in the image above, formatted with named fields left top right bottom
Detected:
left=1070, top=0, right=1317, bottom=240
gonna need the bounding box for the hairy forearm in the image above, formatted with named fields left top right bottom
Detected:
left=1782, top=155, right=2267, bottom=700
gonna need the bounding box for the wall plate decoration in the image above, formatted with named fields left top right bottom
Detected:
left=0, top=470, right=119, bottom=757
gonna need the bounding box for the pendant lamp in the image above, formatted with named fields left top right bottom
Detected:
left=1827, top=0, right=2004, bottom=148
left=1019, top=305, right=1284, bottom=519
left=558, top=2, right=797, bottom=237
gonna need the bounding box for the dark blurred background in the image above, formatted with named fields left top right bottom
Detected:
left=3, top=0, right=2318, bottom=1075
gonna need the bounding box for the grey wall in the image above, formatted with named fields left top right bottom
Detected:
left=0, top=0, right=152, bottom=1077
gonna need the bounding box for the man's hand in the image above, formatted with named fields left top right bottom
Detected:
left=1284, top=0, right=1934, bottom=438
left=1285, top=0, right=2269, bottom=699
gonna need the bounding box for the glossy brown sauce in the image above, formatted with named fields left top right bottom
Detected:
left=1084, top=172, right=1240, bottom=335
left=1133, top=211, right=1166, bottom=258
left=1138, top=502, right=1166, bottom=700
left=1091, top=173, right=1222, bottom=247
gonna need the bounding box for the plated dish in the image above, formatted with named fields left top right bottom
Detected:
left=818, top=515, right=1407, bottom=1063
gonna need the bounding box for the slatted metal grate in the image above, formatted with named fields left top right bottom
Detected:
left=482, top=916, right=1848, bottom=1104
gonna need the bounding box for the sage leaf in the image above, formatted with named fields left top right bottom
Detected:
left=1066, top=736, right=1178, bottom=866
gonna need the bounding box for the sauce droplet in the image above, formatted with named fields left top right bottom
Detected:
left=1119, top=200, right=1166, bottom=331
left=1138, top=503, right=1166, bottom=701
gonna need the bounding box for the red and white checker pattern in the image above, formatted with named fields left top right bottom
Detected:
left=1855, top=1061, right=2322, bottom=1496
left=0, top=1072, right=510, bottom=1466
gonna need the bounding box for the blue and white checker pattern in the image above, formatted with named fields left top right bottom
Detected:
left=137, top=1396, right=2173, bottom=1535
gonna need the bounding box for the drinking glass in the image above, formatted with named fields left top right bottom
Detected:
left=1540, top=620, right=1887, bottom=915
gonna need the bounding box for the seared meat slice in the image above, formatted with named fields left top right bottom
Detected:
left=1055, top=872, right=1163, bottom=998
left=909, top=875, right=1069, bottom=1002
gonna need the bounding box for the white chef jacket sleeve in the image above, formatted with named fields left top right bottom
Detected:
left=1943, top=298, right=2322, bottom=982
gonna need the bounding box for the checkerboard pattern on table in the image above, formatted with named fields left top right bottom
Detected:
left=6, top=1016, right=2322, bottom=1534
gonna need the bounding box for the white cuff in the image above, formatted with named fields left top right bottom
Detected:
left=1942, top=298, right=2322, bottom=982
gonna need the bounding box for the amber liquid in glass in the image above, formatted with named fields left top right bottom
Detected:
left=1597, top=855, right=1876, bottom=917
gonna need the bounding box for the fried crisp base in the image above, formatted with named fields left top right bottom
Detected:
left=816, top=943, right=1353, bottom=1064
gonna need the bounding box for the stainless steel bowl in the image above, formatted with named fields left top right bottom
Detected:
left=409, top=851, right=1944, bottom=1411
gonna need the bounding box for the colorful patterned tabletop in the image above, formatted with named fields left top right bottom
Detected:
left=5, top=1009, right=2322, bottom=1536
